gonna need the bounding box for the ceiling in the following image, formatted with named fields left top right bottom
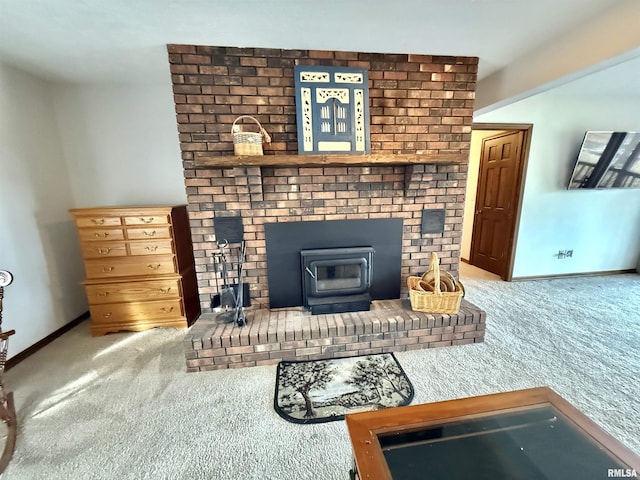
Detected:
left=0, top=0, right=638, bottom=110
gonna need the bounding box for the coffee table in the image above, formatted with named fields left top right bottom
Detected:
left=346, top=387, right=639, bottom=479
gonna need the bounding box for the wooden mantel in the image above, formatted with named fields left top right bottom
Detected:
left=193, top=152, right=469, bottom=168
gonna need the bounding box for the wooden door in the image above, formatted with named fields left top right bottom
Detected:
left=470, top=131, right=524, bottom=278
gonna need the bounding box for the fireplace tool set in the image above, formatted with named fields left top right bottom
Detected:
left=211, top=240, right=247, bottom=326
left=0, top=270, right=16, bottom=473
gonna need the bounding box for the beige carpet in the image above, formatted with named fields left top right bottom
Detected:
left=2, top=268, right=639, bottom=479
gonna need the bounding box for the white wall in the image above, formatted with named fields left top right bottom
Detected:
left=0, top=63, right=87, bottom=358
left=51, top=82, right=187, bottom=207
left=0, top=67, right=187, bottom=359
left=476, top=92, right=640, bottom=278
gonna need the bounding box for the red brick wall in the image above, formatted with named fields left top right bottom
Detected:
left=167, top=45, right=478, bottom=312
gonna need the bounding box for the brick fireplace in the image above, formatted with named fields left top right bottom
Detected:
left=168, top=45, right=486, bottom=370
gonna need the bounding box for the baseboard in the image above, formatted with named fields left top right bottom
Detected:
left=461, top=258, right=470, bottom=264
left=6, top=311, right=90, bottom=371
left=511, top=269, right=636, bottom=282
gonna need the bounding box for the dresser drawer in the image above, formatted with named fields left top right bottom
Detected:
left=84, top=255, right=177, bottom=279
left=128, top=240, right=175, bottom=256
left=85, top=278, right=182, bottom=304
left=90, top=299, right=184, bottom=324
left=80, top=242, right=128, bottom=258
left=78, top=228, right=126, bottom=242
left=75, top=216, right=122, bottom=228
left=124, top=215, right=171, bottom=226
left=126, top=226, right=172, bottom=240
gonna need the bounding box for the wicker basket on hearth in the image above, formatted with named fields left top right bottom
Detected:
left=408, top=252, right=464, bottom=314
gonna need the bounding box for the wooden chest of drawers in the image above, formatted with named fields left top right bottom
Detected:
left=70, top=205, right=201, bottom=336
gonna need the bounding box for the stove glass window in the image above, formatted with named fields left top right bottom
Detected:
left=316, top=263, right=363, bottom=292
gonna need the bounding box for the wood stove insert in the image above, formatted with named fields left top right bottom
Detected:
left=264, top=218, right=403, bottom=309
left=301, top=246, right=374, bottom=315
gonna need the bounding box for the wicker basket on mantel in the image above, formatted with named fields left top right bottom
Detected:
left=232, top=115, right=271, bottom=156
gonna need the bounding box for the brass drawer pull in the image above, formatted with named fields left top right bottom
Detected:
left=160, top=307, right=174, bottom=314
left=142, top=230, right=156, bottom=237
left=147, top=264, right=161, bottom=270
left=97, top=291, right=109, bottom=297
left=94, top=232, right=109, bottom=239
left=103, top=312, right=112, bottom=318
left=101, top=266, right=114, bottom=272
left=158, top=288, right=171, bottom=294
left=140, top=217, right=155, bottom=223
left=91, top=218, right=105, bottom=225
left=145, top=246, right=159, bottom=252
left=97, top=247, right=112, bottom=255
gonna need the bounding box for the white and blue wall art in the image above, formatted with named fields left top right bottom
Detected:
left=294, top=65, right=370, bottom=154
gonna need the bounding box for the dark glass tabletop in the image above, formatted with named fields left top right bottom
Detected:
left=378, top=405, right=627, bottom=480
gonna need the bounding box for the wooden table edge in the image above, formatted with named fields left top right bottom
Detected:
left=345, top=387, right=640, bottom=479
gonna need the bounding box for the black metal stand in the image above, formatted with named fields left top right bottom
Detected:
left=210, top=241, right=247, bottom=327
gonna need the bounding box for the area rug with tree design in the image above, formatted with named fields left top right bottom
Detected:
left=274, top=353, right=414, bottom=424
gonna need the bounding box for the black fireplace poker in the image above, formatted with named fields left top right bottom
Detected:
left=232, top=241, right=246, bottom=327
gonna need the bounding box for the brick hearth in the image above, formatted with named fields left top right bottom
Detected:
left=184, top=299, right=485, bottom=372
